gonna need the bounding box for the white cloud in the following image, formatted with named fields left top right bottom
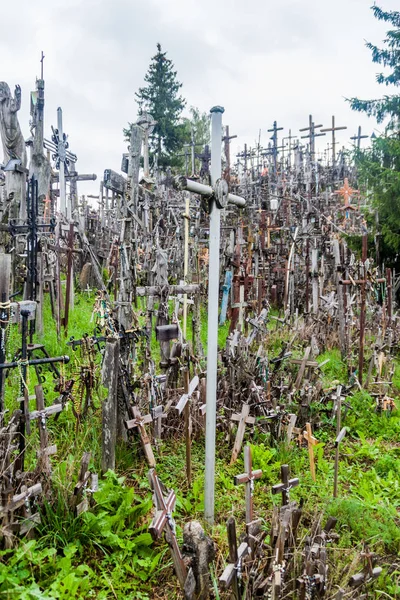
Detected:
left=0, top=0, right=398, bottom=196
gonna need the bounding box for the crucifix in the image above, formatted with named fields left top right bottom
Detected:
left=350, top=126, right=369, bottom=150
left=50, top=108, right=70, bottom=218
left=137, top=111, right=157, bottom=178
left=148, top=469, right=187, bottom=589
left=195, top=144, right=211, bottom=180
left=234, top=445, right=262, bottom=524
left=125, top=405, right=156, bottom=468
left=268, top=121, right=284, bottom=176
left=219, top=517, right=250, bottom=599
left=174, top=106, right=246, bottom=524
left=230, top=404, right=255, bottom=464
left=272, top=464, right=299, bottom=506
left=299, top=115, right=325, bottom=161
left=303, top=422, right=319, bottom=481
left=222, top=125, right=237, bottom=182
left=175, top=369, right=199, bottom=485
left=320, top=116, right=347, bottom=166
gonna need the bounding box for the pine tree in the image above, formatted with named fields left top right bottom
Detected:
left=135, top=43, right=186, bottom=165
left=348, top=6, right=400, bottom=267
left=348, top=6, right=400, bottom=126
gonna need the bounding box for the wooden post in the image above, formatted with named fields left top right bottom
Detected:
left=303, top=422, right=318, bottom=482
left=219, top=517, right=249, bottom=599
left=176, top=370, right=199, bottom=486
left=0, top=254, right=11, bottom=418
left=101, top=338, right=120, bottom=473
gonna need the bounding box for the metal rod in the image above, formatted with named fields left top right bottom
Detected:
left=174, top=177, right=245, bottom=208
left=0, top=355, right=70, bottom=371
left=204, top=105, right=224, bottom=525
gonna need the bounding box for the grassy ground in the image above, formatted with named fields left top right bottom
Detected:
left=1, top=293, right=399, bottom=599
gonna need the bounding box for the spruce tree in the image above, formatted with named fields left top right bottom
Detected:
left=348, top=5, right=400, bottom=127
left=135, top=43, right=186, bottom=165
left=348, top=6, right=400, bottom=266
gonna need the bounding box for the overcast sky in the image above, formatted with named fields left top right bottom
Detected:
left=1, top=0, right=398, bottom=196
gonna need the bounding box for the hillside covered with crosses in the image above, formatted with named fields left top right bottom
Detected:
left=0, top=4, right=399, bottom=600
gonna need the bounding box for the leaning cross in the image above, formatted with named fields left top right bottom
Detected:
left=176, top=371, right=199, bottom=486
left=148, top=469, right=187, bottom=590
left=125, top=406, right=156, bottom=468
left=174, top=105, right=246, bottom=524
left=230, top=404, right=255, bottom=464
left=272, top=464, right=299, bottom=506
left=219, top=516, right=250, bottom=599
left=234, top=445, right=262, bottom=524
left=303, top=422, right=319, bottom=481
left=294, top=346, right=312, bottom=390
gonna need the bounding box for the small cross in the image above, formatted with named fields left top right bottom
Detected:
left=125, top=406, right=156, bottom=467
left=271, top=464, right=299, bottom=506
left=230, top=404, right=256, bottom=464
left=148, top=469, right=187, bottom=589
left=303, top=422, right=319, bottom=481
left=234, top=445, right=263, bottom=524
left=219, top=517, right=250, bottom=599
left=176, top=370, right=199, bottom=485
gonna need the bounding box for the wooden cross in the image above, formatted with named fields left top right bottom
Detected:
left=272, top=464, right=299, bottom=506
left=230, top=404, right=255, bottom=464
left=321, top=116, right=347, bottom=165
left=299, top=115, right=325, bottom=160
left=303, top=422, right=319, bottom=481
left=125, top=406, right=156, bottom=468
left=234, top=445, right=262, bottom=524
left=219, top=517, right=250, bottom=599
left=73, top=451, right=98, bottom=515
left=148, top=469, right=187, bottom=589
left=151, top=404, right=167, bottom=440
left=176, top=371, right=199, bottom=485
left=350, top=126, right=369, bottom=150
left=31, top=385, right=63, bottom=474
left=294, top=346, right=312, bottom=390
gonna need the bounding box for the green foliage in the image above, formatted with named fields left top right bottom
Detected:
left=348, top=5, right=400, bottom=126
left=326, top=498, right=400, bottom=553
left=134, top=43, right=186, bottom=165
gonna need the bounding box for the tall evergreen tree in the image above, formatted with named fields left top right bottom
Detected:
left=135, top=43, right=186, bottom=165
left=348, top=6, right=400, bottom=266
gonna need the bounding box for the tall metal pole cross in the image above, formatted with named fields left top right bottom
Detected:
left=321, top=116, right=347, bottom=166
left=299, top=115, right=325, bottom=161
left=49, top=107, right=77, bottom=220
left=174, top=106, right=246, bottom=524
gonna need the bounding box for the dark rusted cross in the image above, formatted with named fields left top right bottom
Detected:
left=272, top=464, right=299, bottom=506
left=219, top=517, right=250, bottom=599
left=339, top=234, right=386, bottom=385
left=234, top=445, right=263, bottom=524
left=125, top=406, right=156, bottom=468
left=148, top=469, right=187, bottom=589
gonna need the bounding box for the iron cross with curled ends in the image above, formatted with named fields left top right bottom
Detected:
left=51, top=125, right=70, bottom=173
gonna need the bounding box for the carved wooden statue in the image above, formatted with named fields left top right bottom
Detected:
left=0, top=82, right=27, bottom=219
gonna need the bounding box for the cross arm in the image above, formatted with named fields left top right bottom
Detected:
left=174, top=176, right=246, bottom=208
